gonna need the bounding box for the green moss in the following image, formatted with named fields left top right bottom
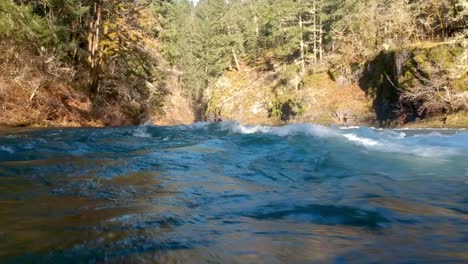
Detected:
left=268, top=95, right=307, bottom=122
left=426, top=44, right=464, bottom=70
left=447, top=111, right=468, bottom=128
left=302, top=72, right=332, bottom=89
left=399, top=43, right=465, bottom=93
left=314, top=113, right=333, bottom=126
left=412, top=52, right=432, bottom=72
left=453, top=72, right=468, bottom=92
left=399, top=59, right=420, bottom=91
left=405, top=111, right=468, bottom=128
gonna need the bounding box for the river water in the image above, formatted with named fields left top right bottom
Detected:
left=0, top=123, right=467, bottom=263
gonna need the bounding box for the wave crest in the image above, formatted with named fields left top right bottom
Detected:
left=197, top=122, right=468, bottom=157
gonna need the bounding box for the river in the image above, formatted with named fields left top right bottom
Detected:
left=0, top=123, right=467, bottom=263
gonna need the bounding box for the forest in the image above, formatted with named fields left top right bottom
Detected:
left=0, top=0, right=467, bottom=127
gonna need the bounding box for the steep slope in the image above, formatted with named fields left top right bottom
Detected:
left=149, top=71, right=195, bottom=125
left=0, top=46, right=105, bottom=127
left=0, top=44, right=195, bottom=127
left=360, top=42, right=467, bottom=127
left=206, top=42, right=467, bottom=128
left=206, top=67, right=373, bottom=126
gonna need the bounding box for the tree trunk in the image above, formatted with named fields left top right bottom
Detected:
left=318, top=8, right=323, bottom=62
left=249, top=2, right=259, bottom=37
left=87, top=0, right=102, bottom=96
left=312, top=0, right=317, bottom=64
left=299, top=10, right=305, bottom=76
left=254, top=14, right=259, bottom=37
left=232, top=48, right=241, bottom=71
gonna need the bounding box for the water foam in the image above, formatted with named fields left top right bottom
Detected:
left=133, top=125, right=151, bottom=138
left=343, top=134, right=382, bottom=147
left=211, top=122, right=467, bottom=158
left=221, top=122, right=340, bottom=138
left=0, top=145, right=14, bottom=153
left=185, top=122, right=211, bottom=129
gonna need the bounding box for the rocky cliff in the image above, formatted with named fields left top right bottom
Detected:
left=205, top=42, right=467, bottom=128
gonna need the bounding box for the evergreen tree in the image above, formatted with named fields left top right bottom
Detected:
left=4, top=0, right=465, bottom=121
left=195, top=0, right=230, bottom=78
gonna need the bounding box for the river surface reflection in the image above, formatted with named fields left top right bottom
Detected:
left=0, top=123, right=467, bottom=263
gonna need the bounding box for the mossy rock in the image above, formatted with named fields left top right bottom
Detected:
left=405, top=111, right=468, bottom=128
left=424, top=44, right=464, bottom=70
left=314, top=113, right=334, bottom=126
left=399, top=43, right=465, bottom=91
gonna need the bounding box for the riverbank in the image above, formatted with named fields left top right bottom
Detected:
left=0, top=45, right=128, bottom=127
left=205, top=42, right=468, bottom=128
left=0, top=44, right=194, bottom=128
left=1, top=42, right=466, bottom=129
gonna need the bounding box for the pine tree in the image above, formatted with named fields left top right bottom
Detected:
left=195, top=0, right=230, bottom=78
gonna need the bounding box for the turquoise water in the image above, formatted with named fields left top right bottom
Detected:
left=0, top=123, right=467, bottom=263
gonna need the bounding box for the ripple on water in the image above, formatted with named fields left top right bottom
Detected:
left=0, top=123, right=467, bottom=263
left=244, top=203, right=389, bottom=229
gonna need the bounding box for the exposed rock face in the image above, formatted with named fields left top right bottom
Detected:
left=206, top=42, right=467, bottom=128
left=149, top=73, right=195, bottom=126
left=2, top=43, right=463, bottom=128
left=206, top=69, right=373, bottom=126
left=150, top=91, right=194, bottom=126
left=205, top=70, right=275, bottom=125
left=359, top=42, right=467, bottom=127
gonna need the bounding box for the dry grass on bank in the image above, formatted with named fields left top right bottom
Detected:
left=0, top=43, right=141, bottom=127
